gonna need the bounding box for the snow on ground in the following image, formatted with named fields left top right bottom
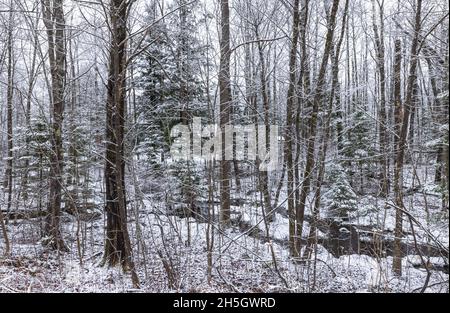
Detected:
left=0, top=162, right=447, bottom=293
left=0, top=203, right=447, bottom=293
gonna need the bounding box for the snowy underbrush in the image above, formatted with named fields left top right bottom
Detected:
left=0, top=206, right=447, bottom=293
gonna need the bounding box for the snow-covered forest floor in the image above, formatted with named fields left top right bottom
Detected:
left=0, top=164, right=448, bottom=293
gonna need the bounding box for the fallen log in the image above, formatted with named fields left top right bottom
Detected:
left=1, top=205, right=101, bottom=222
left=0, top=209, right=47, bottom=220
left=411, top=262, right=449, bottom=274
left=160, top=202, right=449, bottom=268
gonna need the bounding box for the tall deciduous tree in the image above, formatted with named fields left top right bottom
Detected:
left=393, top=0, right=422, bottom=276
left=41, top=0, right=68, bottom=251
left=103, top=0, right=139, bottom=287
left=295, top=0, right=340, bottom=256
left=371, top=0, right=389, bottom=196
left=284, top=0, right=301, bottom=257
left=3, top=0, right=14, bottom=220
left=219, top=0, right=232, bottom=226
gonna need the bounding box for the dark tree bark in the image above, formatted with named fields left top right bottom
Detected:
left=372, top=0, right=389, bottom=196
left=294, top=0, right=340, bottom=257
left=293, top=0, right=310, bottom=244
left=0, top=8, right=11, bottom=250
left=392, top=38, right=403, bottom=274
left=255, top=26, right=274, bottom=223
left=41, top=0, right=68, bottom=251
left=103, top=0, right=139, bottom=288
left=424, top=46, right=446, bottom=186
left=393, top=0, right=422, bottom=276
left=219, top=0, right=232, bottom=226
left=4, top=1, right=14, bottom=218
left=304, top=0, right=349, bottom=260
left=179, top=0, right=189, bottom=125
left=284, top=0, right=301, bottom=257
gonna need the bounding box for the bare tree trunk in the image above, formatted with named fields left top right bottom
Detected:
left=273, top=161, right=285, bottom=209
left=443, top=47, right=450, bottom=209
left=103, top=0, right=140, bottom=288
left=284, top=0, right=301, bottom=257
left=219, top=0, right=232, bottom=226
left=294, top=0, right=340, bottom=257
left=0, top=205, right=9, bottom=255
left=304, top=0, right=349, bottom=260
left=372, top=0, right=389, bottom=196
left=41, top=0, right=68, bottom=251
left=21, top=3, right=40, bottom=203
left=179, top=0, right=189, bottom=125
left=408, top=78, right=419, bottom=149
left=4, top=1, right=14, bottom=218
left=393, top=0, right=422, bottom=276
left=256, top=27, right=273, bottom=223
left=206, top=160, right=215, bottom=284
left=425, top=47, right=446, bottom=187
left=392, top=38, right=403, bottom=276
left=294, top=0, right=310, bottom=225
left=66, top=30, right=79, bottom=215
